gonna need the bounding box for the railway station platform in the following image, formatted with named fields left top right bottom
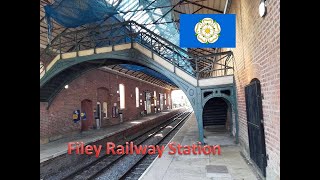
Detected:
left=140, top=113, right=259, bottom=180
left=40, top=108, right=184, bottom=163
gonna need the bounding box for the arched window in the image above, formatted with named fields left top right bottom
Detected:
left=135, top=87, right=139, bottom=107
left=103, top=102, right=108, bottom=118
left=119, top=84, right=125, bottom=109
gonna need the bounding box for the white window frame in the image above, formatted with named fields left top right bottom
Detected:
left=154, top=91, right=156, bottom=106
left=119, top=84, right=125, bottom=109
left=135, top=87, right=139, bottom=107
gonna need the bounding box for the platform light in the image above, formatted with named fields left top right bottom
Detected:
left=64, top=85, right=69, bottom=89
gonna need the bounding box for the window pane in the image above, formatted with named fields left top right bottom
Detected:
left=135, top=87, right=139, bottom=107
left=119, top=84, right=125, bottom=109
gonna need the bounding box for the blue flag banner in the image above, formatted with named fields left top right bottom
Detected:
left=180, top=14, right=236, bottom=48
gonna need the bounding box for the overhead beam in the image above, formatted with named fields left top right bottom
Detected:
left=143, top=19, right=179, bottom=26
left=184, top=0, right=223, bottom=13
left=174, top=9, right=184, bottom=14
left=192, top=7, right=203, bottom=14
left=118, top=0, right=208, bottom=14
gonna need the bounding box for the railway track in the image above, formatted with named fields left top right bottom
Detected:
left=60, top=109, right=192, bottom=180
left=121, top=111, right=192, bottom=180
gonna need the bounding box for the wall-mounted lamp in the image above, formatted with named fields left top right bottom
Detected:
left=259, top=0, right=266, bottom=17
left=64, top=85, right=69, bottom=89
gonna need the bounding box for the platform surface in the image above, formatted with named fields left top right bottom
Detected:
left=140, top=113, right=259, bottom=180
left=40, top=109, right=177, bottom=163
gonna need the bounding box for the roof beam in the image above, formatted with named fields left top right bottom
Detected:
left=192, top=7, right=203, bottom=14
left=118, top=0, right=207, bottom=14
left=142, top=19, right=179, bottom=26
left=174, top=9, right=184, bottom=14
left=184, top=0, right=223, bottom=13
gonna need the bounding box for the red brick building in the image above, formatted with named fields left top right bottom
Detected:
left=40, top=68, right=172, bottom=144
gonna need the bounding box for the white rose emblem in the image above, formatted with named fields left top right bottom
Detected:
left=194, top=18, right=221, bottom=44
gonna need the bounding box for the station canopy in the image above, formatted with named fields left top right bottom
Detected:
left=41, top=0, right=229, bottom=89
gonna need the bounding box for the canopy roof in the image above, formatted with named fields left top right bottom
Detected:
left=40, top=0, right=230, bottom=89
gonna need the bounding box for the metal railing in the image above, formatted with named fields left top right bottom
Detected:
left=40, top=21, right=234, bottom=79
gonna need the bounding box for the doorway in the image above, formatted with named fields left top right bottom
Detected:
left=245, top=79, right=267, bottom=176
left=97, top=87, right=110, bottom=127
left=96, top=102, right=102, bottom=129
left=202, top=97, right=234, bottom=145
left=81, top=99, right=93, bottom=131
left=202, top=97, right=229, bottom=130
left=145, top=92, right=152, bottom=114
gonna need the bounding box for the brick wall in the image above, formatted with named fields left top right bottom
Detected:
left=40, top=68, right=172, bottom=143
left=229, top=0, right=280, bottom=179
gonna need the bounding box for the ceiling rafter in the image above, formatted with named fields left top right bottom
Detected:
left=108, top=64, right=177, bottom=89
left=118, top=0, right=208, bottom=14
left=184, top=0, right=223, bottom=13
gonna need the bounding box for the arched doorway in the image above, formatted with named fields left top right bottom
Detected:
left=245, top=78, right=267, bottom=176
left=97, top=87, right=110, bottom=127
left=202, top=97, right=231, bottom=131
left=81, top=99, right=93, bottom=131
left=96, top=102, right=102, bottom=129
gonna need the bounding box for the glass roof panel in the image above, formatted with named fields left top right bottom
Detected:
left=108, top=0, right=180, bottom=46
